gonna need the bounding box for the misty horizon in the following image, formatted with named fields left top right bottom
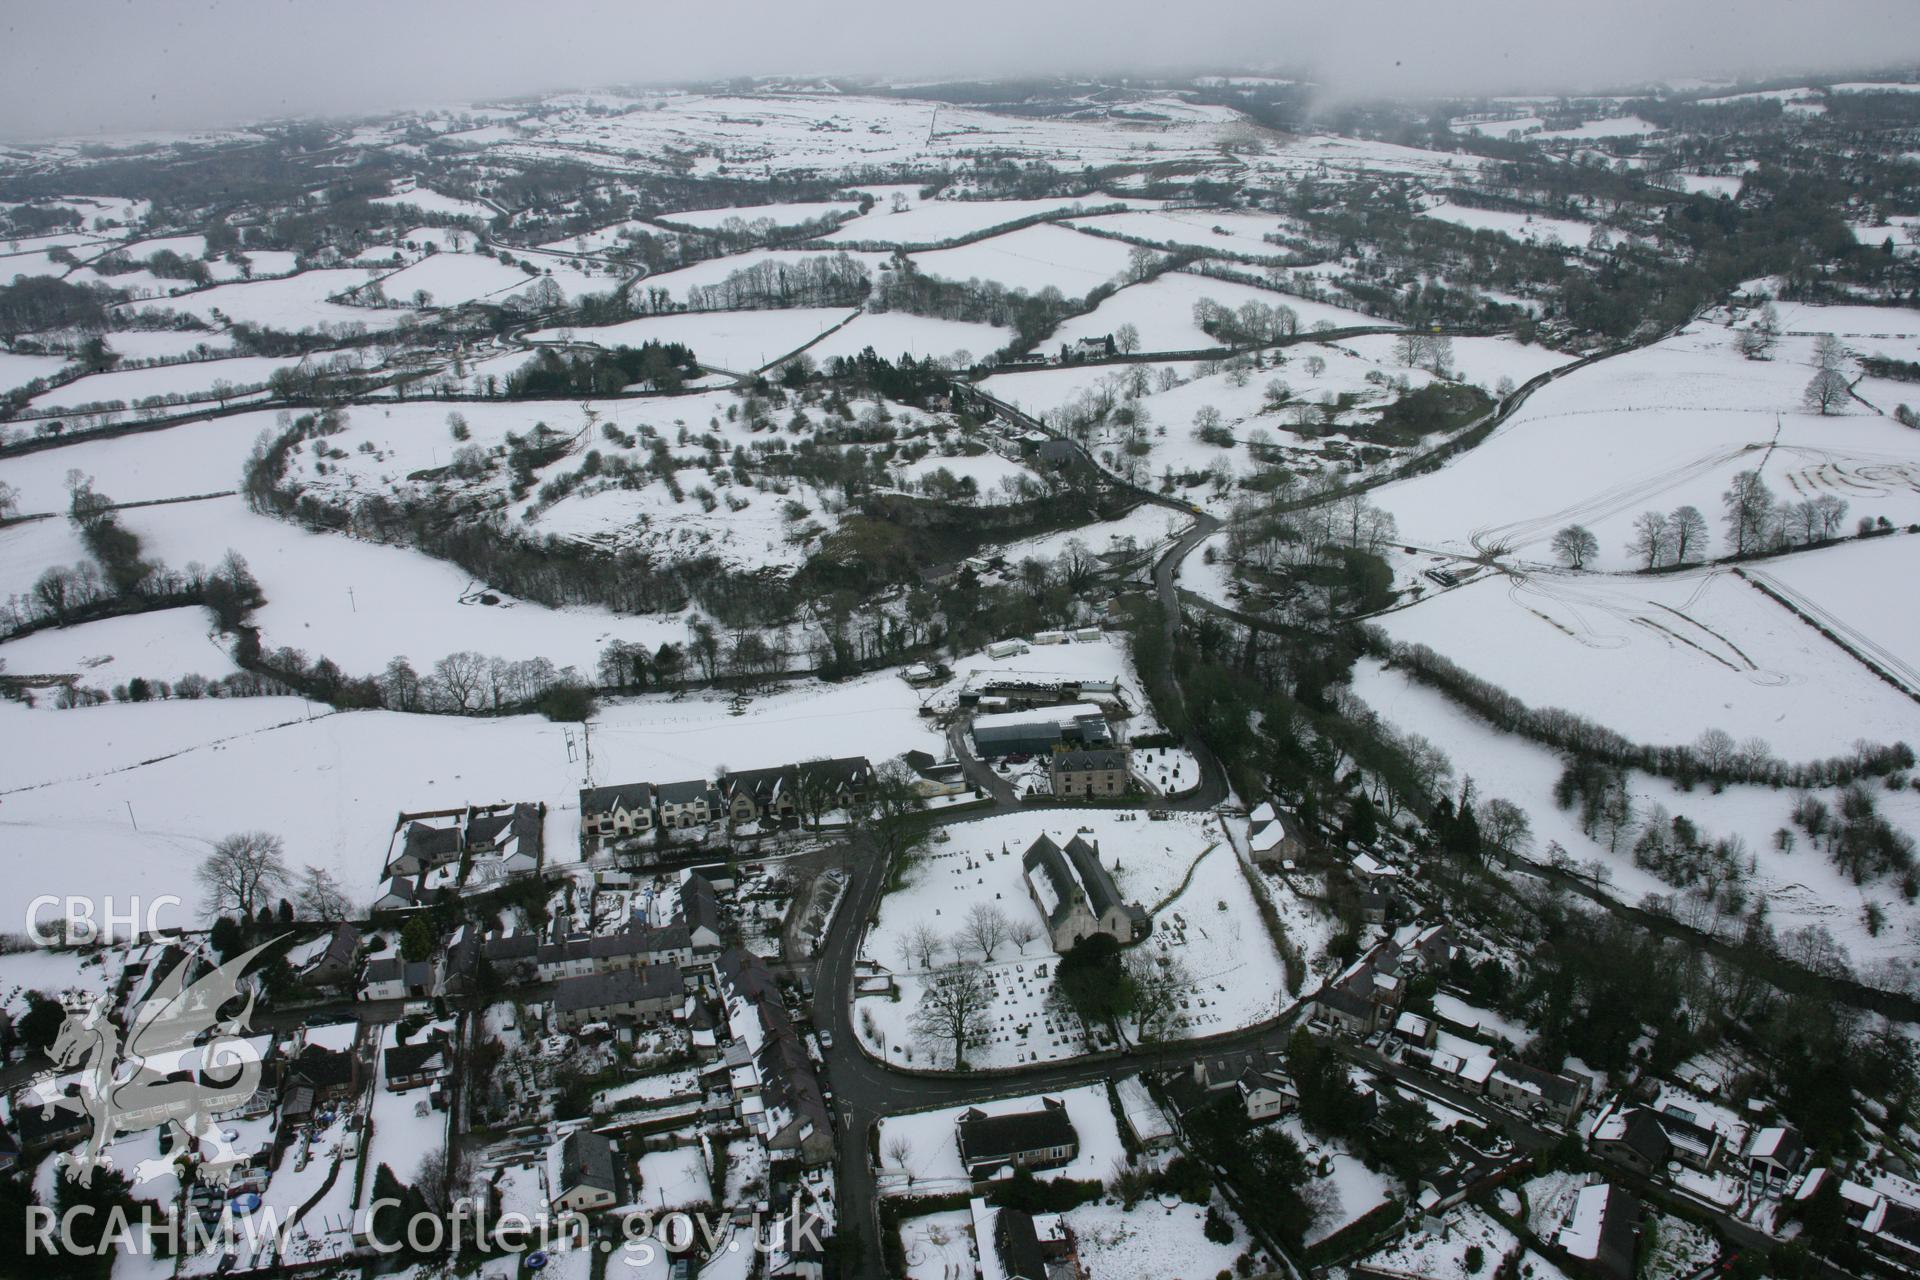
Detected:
left=5, top=0, right=1920, bottom=141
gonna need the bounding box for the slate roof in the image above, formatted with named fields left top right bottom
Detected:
left=403, top=821, right=462, bottom=863
left=994, top=1208, right=1048, bottom=1280
left=552, top=961, right=683, bottom=1014
left=1023, top=834, right=1139, bottom=928
left=1051, top=747, right=1128, bottom=773
left=556, top=1128, right=621, bottom=1197
left=655, top=779, right=720, bottom=807
left=958, top=1097, right=1077, bottom=1168
left=580, top=782, right=656, bottom=814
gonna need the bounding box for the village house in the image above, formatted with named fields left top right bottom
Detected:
left=715, top=949, right=834, bottom=1166
left=1591, top=1107, right=1673, bottom=1177
left=1239, top=1065, right=1301, bottom=1122
left=548, top=1128, right=624, bottom=1214
left=465, top=802, right=544, bottom=877
left=1653, top=1103, right=1726, bottom=1171
left=1245, top=800, right=1302, bottom=865
left=552, top=961, right=685, bottom=1030
left=1021, top=833, right=1149, bottom=952
left=1488, top=1059, right=1590, bottom=1127
left=371, top=875, right=424, bottom=913
left=957, top=1097, right=1080, bottom=1178
left=721, top=765, right=797, bottom=825
left=795, top=755, right=875, bottom=816
left=1747, top=1124, right=1806, bottom=1185
left=678, top=870, right=725, bottom=954
left=298, top=923, right=362, bottom=990
left=385, top=817, right=463, bottom=878
left=1555, top=1182, right=1641, bottom=1280
left=360, top=955, right=436, bottom=1002
left=535, top=920, right=696, bottom=982
left=656, top=779, right=723, bottom=829
left=1049, top=747, right=1130, bottom=798
left=580, top=782, right=657, bottom=840
left=384, top=1036, right=452, bottom=1092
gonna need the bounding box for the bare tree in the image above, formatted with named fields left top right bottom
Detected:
left=899, top=922, right=946, bottom=971
left=1009, top=917, right=1041, bottom=954
left=1803, top=367, right=1850, bottom=416
left=1627, top=510, right=1673, bottom=569
left=883, top=1134, right=915, bottom=1184
left=431, top=650, right=488, bottom=712
left=909, top=966, right=992, bottom=1069
left=196, top=831, right=290, bottom=920
left=296, top=865, right=352, bottom=921
left=963, top=903, right=1010, bottom=961
left=1480, top=798, right=1533, bottom=856
left=1114, top=322, right=1141, bottom=354
left=1670, top=505, right=1708, bottom=563
left=1550, top=524, right=1599, bottom=569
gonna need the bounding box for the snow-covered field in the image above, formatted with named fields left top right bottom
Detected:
left=655, top=200, right=859, bottom=230
left=374, top=252, right=602, bottom=306
left=116, top=268, right=421, bottom=333
left=529, top=307, right=855, bottom=371
left=1420, top=202, right=1596, bottom=248
left=370, top=188, right=495, bottom=220
left=911, top=223, right=1137, bottom=296
left=822, top=196, right=1147, bottom=247
left=1759, top=534, right=1920, bottom=687
left=1370, top=322, right=1920, bottom=569
left=1066, top=209, right=1299, bottom=260
left=631, top=247, right=889, bottom=306
left=1372, top=565, right=1920, bottom=753
left=25, top=354, right=320, bottom=412
left=0, top=605, right=237, bottom=685
left=1046, top=271, right=1390, bottom=354
left=805, top=311, right=1010, bottom=364
left=1349, top=659, right=1920, bottom=975
left=0, top=666, right=942, bottom=929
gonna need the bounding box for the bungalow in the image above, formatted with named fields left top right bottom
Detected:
left=1488, top=1059, right=1589, bottom=1128
left=580, top=782, right=657, bottom=840
left=1022, top=834, right=1149, bottom=952
left=548, top=1128, right=624, bottom=1214
left=468, top=802, right=543, bottom=876
left=285, top=1042, right=360, bottom=1103
left=657, top=779, right=722, bottom=829
left=552, top=961, right=684, bottom=1030
left=1049, top=747, right=1130, bottom=799
left=957, top=1097, right=1079, bottom=1177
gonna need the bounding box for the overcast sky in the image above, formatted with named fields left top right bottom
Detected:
left=4, top=0, right=1920, bottom=140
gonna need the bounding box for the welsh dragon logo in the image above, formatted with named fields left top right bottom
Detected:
left=38, top=940, right=279, bottom=1187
